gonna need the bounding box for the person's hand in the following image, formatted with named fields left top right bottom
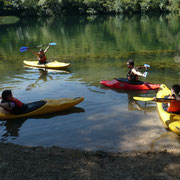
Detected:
left=144, top=64, right=150, bottom=70
left=142, top=72, right=148, bottom=78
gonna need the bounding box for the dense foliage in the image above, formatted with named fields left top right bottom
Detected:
left=1, top=0, right=180, bottom=16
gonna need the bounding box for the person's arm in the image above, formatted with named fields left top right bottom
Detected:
left=0, top=102, right=15, bottom=110
left=44, top=45, right=50, bottom=53
left=27, top=49, right=39, bottom=56
left=136, top=66, right=145, bottom=70
left=137, top=64, right=150, bottom=70
left=132, top=68, right=147, bottom=78
left=132, top=68, right=144, bottom=76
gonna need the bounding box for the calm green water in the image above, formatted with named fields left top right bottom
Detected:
left=0, top=15, right=179, bottom=152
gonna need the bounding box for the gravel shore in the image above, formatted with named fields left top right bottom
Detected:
left=0, top=142, right=180, bottom=179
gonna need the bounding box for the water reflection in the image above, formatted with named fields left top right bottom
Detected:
left=100, top=85, right=156, bottom=113
left=0, top=106, right=85, bottom=142
left=0, top=15, right=179, bottom=151
left=127, top=93, right=156, bottom=113
left=0, top=119, right=26, bottom=141
left=26, top=68, right=69, bottom=91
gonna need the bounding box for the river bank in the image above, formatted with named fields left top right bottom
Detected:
left=0, top=142, right=180, bottom=179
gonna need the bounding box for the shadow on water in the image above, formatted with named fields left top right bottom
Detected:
left=0, top=106, right=85, bottom=142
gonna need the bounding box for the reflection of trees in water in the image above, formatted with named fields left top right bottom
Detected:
left=0, top=106, right=85, bottom=142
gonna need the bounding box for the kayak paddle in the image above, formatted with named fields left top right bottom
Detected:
left=133, top=97, right=180, bottom=103
left=20, top=42, right=57, bottom=52
left=144, top=64, right=150, bottom=68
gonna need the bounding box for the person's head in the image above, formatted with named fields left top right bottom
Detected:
left=171, top=84, right=180, bottom=95
left=2, top=90, right=13, bottom=101
left=39, top=49, right=44, bottom=54
left=127, top=59, right=134, bottom=68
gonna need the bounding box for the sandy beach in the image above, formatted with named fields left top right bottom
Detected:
left=0, top=142, right=180, bottom=179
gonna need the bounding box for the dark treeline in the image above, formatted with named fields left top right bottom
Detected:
left=1, top=0, right=180, bottom=16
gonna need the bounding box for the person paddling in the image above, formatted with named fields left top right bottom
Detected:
left=0, top=90, right=26, bottom=114
left=127, top=59, right=148, bottom=82
left=166, top=84, right=180, bottom=113
left=28, top=45, right=50, bottom=64
left=153, top=84, right=180, bottom=113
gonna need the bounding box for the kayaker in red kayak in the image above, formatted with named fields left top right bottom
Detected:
left=28, top=45, right=50, bottom=64
left=167, top=84, right=180, bottom=113
left=127, top=59, right=149, bottom=82
left=0, top=90, right=26, bottom=114
left=154, top=84, right=180, bottom=113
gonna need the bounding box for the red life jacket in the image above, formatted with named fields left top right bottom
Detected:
left=127, top=68, right=139, bottom=81
left=1, top=97, right=23, bottom=111
left=1, top=97, right=25, bottom=114
left=9, top=97, right=24, bottom=107
left=39, top=54, right=47, bottom=64
left=167, top=96, right=180, bottom=113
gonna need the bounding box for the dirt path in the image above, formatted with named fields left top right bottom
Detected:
left=0, top=142, right=180, bottom=179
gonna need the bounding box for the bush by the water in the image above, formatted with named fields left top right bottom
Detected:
left=1, top=0, right=180, bottom=16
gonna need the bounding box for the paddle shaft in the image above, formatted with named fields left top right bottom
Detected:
left=133, top=96, right=180, bottom=103
left=20, top=43, right=56, bottom=52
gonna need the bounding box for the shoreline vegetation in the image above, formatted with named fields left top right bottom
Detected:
left=1, top=0, right=180, bottom=17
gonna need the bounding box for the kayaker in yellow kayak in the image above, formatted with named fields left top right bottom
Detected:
left=0, top=90, right=26, bottom=114
left=166, top=84, right=180, bottom=113
left=28, top=45, right=50, bottom=64
left=127, top=59, right=149, bottom=82
left=153, top=84, right=180, bottom=113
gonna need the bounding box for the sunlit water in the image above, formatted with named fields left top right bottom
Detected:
left=0, top=15, right=179, bottom=152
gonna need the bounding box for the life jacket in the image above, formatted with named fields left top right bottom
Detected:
left=1, top=97, right=25, bottom=114
left=39, top=54, right=47, bottom=64
left=127, top=68, right=139, bottom=82
left=167, top=96, right=180, bottom=113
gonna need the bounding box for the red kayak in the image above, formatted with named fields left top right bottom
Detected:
left=100, top=78, right=160, bottom=90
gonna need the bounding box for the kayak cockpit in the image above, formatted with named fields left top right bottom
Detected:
left=23, top=100, right=47, bottom=114
left=115, top=78, right=144, bottom=85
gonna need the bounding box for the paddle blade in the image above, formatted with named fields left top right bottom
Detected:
left=49, top=43, right=56, bottom=46
left=36, top=43, right=56, bottom=48
left=133, top=97, right=154, bottom=101
left=144, top=64, right=150, bottom=68
left=20, top=47, right=29, bottom=52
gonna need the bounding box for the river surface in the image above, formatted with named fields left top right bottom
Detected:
left=0, top=15, right=179, bottom=152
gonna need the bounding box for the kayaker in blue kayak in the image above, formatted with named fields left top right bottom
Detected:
left=0, top=90, right=26, bottom=114
left=28, top=45, right=50, bottom=64
left=127, top=60, right=149, bottom=82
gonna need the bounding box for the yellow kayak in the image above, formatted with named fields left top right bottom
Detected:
left=0, top=97, right=84, bottom=120
left=157, top=84, right=180, bottom=135
left=23, top=60, right=70, bottom=69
